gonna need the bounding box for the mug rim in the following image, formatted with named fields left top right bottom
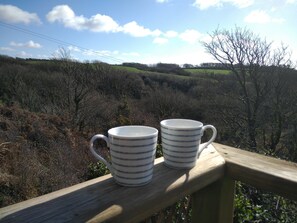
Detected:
left=108, top=125, right=158, bottom=139
left=160, top=119, right=203, bottom=130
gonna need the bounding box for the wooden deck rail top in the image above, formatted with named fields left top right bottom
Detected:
left=0, top=143, right=297, bottom=223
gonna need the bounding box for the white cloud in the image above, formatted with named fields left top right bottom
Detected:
left=82, top=48, right=140, bottom=58
left=47, top=5, right=120, bottom=32
left=156, top=0, right=169, bottom=3
left=46, top=5, right=75, bottom=23
left=138, top=46, right=215, bottom=65
left=286, top=0, right=296, bottom=4
left=10, top=42, right=20, bottom=47
left=10, top=40, right=42, bottom=48
left=179, top=29, right=203, bottom=44
left=122, top=52, right=140, bottom=57
left=193, top=0, right=221, bottom=10
left=121, top=21, right=161, bottom=37
left=230, top=0, right=254, bottom=8
left=86, top=14, right=120, bottom=32
left=244, top=10, right=285, bottom=24
left=16, top=51, right=32, bottom=57
left=68, top=45, right=81, bottom=52
left=78, top=48, right=140, bottom=63
left=0, top=47, right=15, bottom=51
left=164, top=30, right=178, bottom=38
left=83, top=49, right=110, bottom=57
left=26, top=40, right=42, bottom=48
left=47, top=5, right=161, bottom=38
left=0, top=4, right=41, bottom=24
left=153, top=37, right=169, bottom=44
left=192, top=0, right=254, bottom=10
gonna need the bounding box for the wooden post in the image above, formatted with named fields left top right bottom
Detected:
left=191, top=177, right=235, bottom=223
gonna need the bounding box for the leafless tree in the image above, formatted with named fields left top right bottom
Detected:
left=202, top=26, right=293, bottom=151
left=53, top=48, right=97, bottom=131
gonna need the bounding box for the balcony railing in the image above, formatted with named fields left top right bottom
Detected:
left=0, top=143, right=297, bottom=223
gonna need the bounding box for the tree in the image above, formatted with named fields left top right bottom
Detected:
left=202, top=26, right=293, bottom=151
left=53, top=48, right=97, bottom=131
left=183, top=63, right=194, bottom=69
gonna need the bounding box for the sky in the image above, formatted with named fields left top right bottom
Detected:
left=0, top=0, right=296, bottom=65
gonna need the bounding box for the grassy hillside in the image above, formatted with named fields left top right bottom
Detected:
left=114, top=64, right=231, bottom=78
left=185, top=68, right=231, bottom=75
left=112, top=65, right=149, bottom=74
left=113, top=65, right=229, bottom=83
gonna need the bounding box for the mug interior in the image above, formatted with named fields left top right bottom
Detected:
left=161, top=119, right=203, bottom=130
left=108, top=125, right=158, bottom=138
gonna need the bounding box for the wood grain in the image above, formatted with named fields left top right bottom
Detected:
left=0, top=145, right=225, bottom=223
left=192, top=177, right=235, bottom=223
left=214, top=143, right=297, bottom=201
left=2, top=143, right=296, bottom=223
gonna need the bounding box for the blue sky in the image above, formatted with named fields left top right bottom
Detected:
left=0, top=0, right=296, bottom=65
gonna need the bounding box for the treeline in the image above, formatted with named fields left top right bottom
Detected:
left=122, top=62, right=191, bottom=76
left=0, top=54, right=297, bottom=163
left=0, top=55, right=297, bottom=222
left=122, top=62, right=230, bottom=73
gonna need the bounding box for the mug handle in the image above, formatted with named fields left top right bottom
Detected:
left=197, top=125, right=217, bottom=157
left=90, top=134, right=114, bottom=175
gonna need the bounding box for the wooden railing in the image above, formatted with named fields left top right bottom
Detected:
left=1, top=143, right=297, bottom=223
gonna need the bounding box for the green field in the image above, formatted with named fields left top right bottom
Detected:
left=111, top=65, right=231, bottom=82
left=113, top=65, right=195, bottom=81
left=114, top=65, right=231, bottom=76
left=112, top=65, right=149, bottom=74
left=114, top=66, right=231, bottom=76
left=185, top=68, right=231, bottom=75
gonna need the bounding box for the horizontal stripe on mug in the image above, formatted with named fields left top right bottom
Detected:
left=163, top=151, right=196, bottom=159
left=162, top=141, right=199, bottom=148
left=109, top=141, right=157, bottom=148
left=113, top=166, right=154, bottom=174
left=111, top=149, right=155, bottom=155
left=162, top=147, right=198, bottom=153
left=164, top=161, right=196, bottom=169
left=161, top=135, right=200, bottom=143
left=112, top=152, right=156, bottom=161
left=161, top=126, right=202, bottom=132
left=114, top=172, right=153, bottom=180
left=161, top=130, right=202, bottom=138
left=110, top=136, right=157, bottom=141
left=164, top=157, right=196, bottom=164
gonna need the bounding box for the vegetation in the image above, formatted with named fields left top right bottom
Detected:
left=185, top=68, right=231, bottom=76
left=203, top=26, right=296, bottom=152
left=0, top=27, right=297, bottom=222
left=121, top=62, right=191, bottom=76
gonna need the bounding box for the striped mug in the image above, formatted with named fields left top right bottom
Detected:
left=90, top=126, right=158, bottom=186
left=160, top=119, right=217, bottom=169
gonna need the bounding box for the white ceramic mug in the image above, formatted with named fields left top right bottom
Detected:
left=90, top=126, right=158, bottom=186
left=160, top=119, right=217, bottom=169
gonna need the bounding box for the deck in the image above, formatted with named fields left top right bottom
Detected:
left=1, top=143, right=296, bottom=223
